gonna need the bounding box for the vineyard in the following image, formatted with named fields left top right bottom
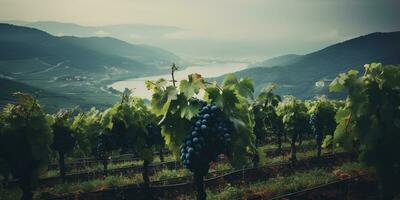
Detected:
left=0, top=62, right=399, bottom=200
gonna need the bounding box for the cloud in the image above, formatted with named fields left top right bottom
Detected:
left=129, top=33, right=144, bottom=39
left=94, top=30, right=110, bottom=36
left=162, top=30, right=207, bottom=40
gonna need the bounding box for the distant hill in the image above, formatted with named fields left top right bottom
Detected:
left=0, top=78, right=77, bottom=110
left=249, top=54, right=302, bottom=68
left=60, top=36, right=181, bottom=65
left=216, top=31, right=400, bottom=98
left=0, top=23, right=184, bottom=111
left=2, top=20, right=183, bottom=54
left=0, top=23, right=183, bottom=71
left=3, top=20, right=181, bottom=39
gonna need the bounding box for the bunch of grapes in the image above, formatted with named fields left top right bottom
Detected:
left=309, top=114, right=323, bottom=142
left=96, top=130, right=113, bottom=160
left=180, top=99, right=233, bottom=173
left=146, top=123, right=164, bottom=146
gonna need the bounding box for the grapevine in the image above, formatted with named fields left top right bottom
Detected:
left=308, top=97, right=337, bottom=157
left=146, top=67, right=257, bottom=200
left=71, top=108, right=103, bottom=157
left=254, top=85, right=283, bottom=153
left=329, top=63, right=400, bottom=199
left=51, top=109, right=76, bottom=180
left=100, top=90, right=156, bottom=186
left=96, top=128, right=115, bottom=174
left=146, top=123, right=166, bottom=162
left=277, top=96, right=309, bottom=161
left=0, top=93, right=52, bottom=200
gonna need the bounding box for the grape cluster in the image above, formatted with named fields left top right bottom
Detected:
left=180, top=99, right=233, bottom=173
left=51, top=122, right=76, bottom=153
left=146, top=123, right=164, bottom=146
left=309, top=114, right=323, bottom=142
left=96, top=130, right=114, bottom=160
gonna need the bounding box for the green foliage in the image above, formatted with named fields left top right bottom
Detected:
left=277, top=96, right=309, bottom=139
left=51, top=109, right=76, bottom=154
left=71, top=107, right=103, bottom=157
left=101, top=91, right=155, bottom=162
left=330, top=63, right=400, bottom=197
left=277, top=96, right=309, bottom=160
left=252, top=85, right=283, bottom=144
left=145, top=123, right=165, bottom=148
left=206, top=74, right=257, bottom=167
left=0, top=93, right=52, bottom=197
left=308, top=96, right=337, bottom=151
left=146, top=75, right=202, bottom=156
left=147, top=73, right=257, bottom=169
left=96, top=129, right=114, bottom=162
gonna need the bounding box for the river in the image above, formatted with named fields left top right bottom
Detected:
left=109, top=62, right=249, bottom=99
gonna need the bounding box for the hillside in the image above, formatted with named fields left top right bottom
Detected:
left=0, top=23, right=183, bottom=72
left=60, top=36, right=181, bottom=65
left=0, top=78, right=89, bottom=111
left=0, top=23, right=184, bottom=111
left=249, top=54, right=302, bottom=68
left=4, top=20, right=181, bottom=39
left=218, top=31, right=400, bottom=98
left=2, top=20, right=183, bottom=54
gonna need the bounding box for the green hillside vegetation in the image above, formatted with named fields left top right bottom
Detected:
left=0, top=79, right=70, bottom=114
left=60, top=36, right=183, bottom=65
left=0, top=23, right=184, bottom=111
left=218, top=31, right=400, bottom=98
left=249, top=54, right=301, bottom=68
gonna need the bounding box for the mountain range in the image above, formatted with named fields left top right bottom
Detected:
left=3, top=20, right=181, bottom=40
left=248, top=54, right=301, bottom=68
left=2, top=20, right=185, bottom=55
left=217, top=31, right=400, bottom=98
left=0, top=23, right=184, bottom=111
left=1, top=22, right=399, bottom=110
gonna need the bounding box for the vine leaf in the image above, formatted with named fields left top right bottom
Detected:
left=222, top=74, right=254, bottom=100
left=151, top=86, right=178, bottom=116
left=204, top=87, right=222, bottom=107
left=329, top=70, right=359, bottom=92
left=179, top=77, right=203, bottom=100
left=180, top=102, right=200, bottom=120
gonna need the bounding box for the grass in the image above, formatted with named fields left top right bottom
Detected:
left=259, top=139, right=316, bottom=152
left=36, top=174, right=143, bottom=199
left=43, top=154, right=176, bottom=178
left=188, top=162, right=374, bottom=200
left=0, top=142, right=337, bottom=199
left=204, top=168, right=334, bottom=200
left=44, top=140, right=316, bottom=178
left=32, top=148, right=336, bottom=197
left=152, top=169, right=192, bottom=181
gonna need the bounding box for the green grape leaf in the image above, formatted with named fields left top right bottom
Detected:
left=222, top=73, right=239, bottom=87
left=236, top=77, right=255, bottom=100
left=204, top=86, right=223, bottom=107
left=180, top=102, right=200, bottom=120
left=151, top=86, right=178, bottom=116
left=145, top=79, right=167, bottom=91
left=179, top=78, right=203, bottom=100
left=221, top=88, right=239, bottom=113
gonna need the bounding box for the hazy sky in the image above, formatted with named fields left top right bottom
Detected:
left=1, top=0, right=399, bottom=60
